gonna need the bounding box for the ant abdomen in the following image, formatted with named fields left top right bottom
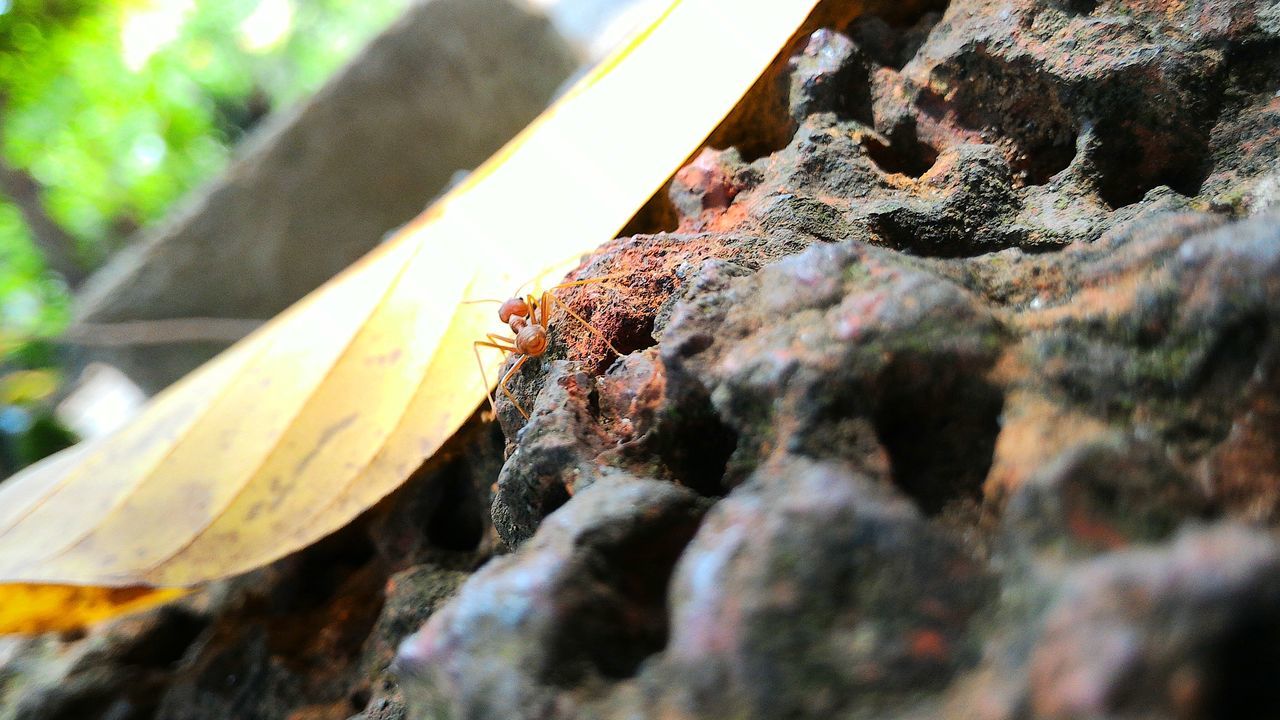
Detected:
left=516, top=325, right=548, bottom=356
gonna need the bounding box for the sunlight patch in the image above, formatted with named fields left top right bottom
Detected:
left=121, top=0, right=194, bottom=72
left=238, top=0, right=295, bottom=53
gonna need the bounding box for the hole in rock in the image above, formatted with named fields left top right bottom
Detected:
left=369, top=415, right=499, bottom=563
left=656, top=396, right=739, bottom=497
left=919, top=51, right=1078, bottom=185
left=709, top=0, right=951, bottom=163
left=348, top=686, right=372, bottom=712
left=1205, top=611, right=1280, bottom=717
left=58, top=627, right=88, bottom=643
left=1022, top=127, right=1079, bottom=186
left=426, top=459, right=486, bottom=552
left=1194, top=315, right=1269, bottom=396
left=872, top=355, right=1004, bottom=515
left=117, top=607, right=209, bottom=669
left=869, top=207, right=1018, bottom=258
left=705, top=16, right=851, bottom=162
left=1223, top=38, right=1280, bottom=97
left=863, top=126, right=939, bottom=178
left=1093, top=133, right=1210, bottom=208
left=705, top=66, right=798, bottom=163
left=881, top=0, right=951, bottom=26
left=265, top=523, right=386, bottom=661
left=620, top=185, right=679, bottom=236
left=540, top=481, right=572, bottom=518
left=844, top=10, right=945, bottom=71
left=293, top=523, right=379, bottom=605
left=1056, top=0, right=1099, bottom=15
left=545, top=505, right=704, bottom=685
left=1090, top=111, right=1212, bottom=208
left=612, top=315, right=659, bottom=358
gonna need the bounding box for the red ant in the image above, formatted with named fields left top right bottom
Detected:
left=473, top=275, right=622, bottom=419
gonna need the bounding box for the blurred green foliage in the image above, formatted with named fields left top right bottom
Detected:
left=0, top=0, right=408, bottom=474
left=0, top=0, right=408, bottom=340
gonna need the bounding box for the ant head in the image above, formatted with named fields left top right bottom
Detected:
left=498, top=297, right=531, bottom=324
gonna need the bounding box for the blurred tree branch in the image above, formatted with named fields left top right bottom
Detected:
left=0, top=93, right=88, bottom=288
left=62, top=318, right=265, bottom=346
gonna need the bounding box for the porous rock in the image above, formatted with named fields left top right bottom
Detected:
left=649, top=457, right=992, bottom=719
left=410, top=0, right=1280, bottom=718
left=957, top=525, right=1280, bottom=720
left=395, top=476, right=706, bottom=719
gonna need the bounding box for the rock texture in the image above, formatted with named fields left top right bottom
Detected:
left=399, top=0, right=1280, bottom=718
left=68, top=0, right=578, bottom=394
left=6, top=0, right=1280, bottom=718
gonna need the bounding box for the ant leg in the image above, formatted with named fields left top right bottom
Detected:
left=540, top=290, right=550, bottom=338
left=528, top=293, right=542, bottom=328
left=474, top=339, right=518, bottom=414
left=497, top=354, right=531, bottom=419
left=486, top=332, right=518, bottom=346
left=544, top=291, right=624, bottom=356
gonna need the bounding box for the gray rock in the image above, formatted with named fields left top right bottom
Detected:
left=396, top=476, right=706, bottom=719
left=969, top=525, right=1280, bottom=720
left=650, top=457, right=993, bottom=720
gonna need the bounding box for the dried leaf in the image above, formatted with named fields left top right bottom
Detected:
left=0, top=585, right=188, bottom=636
left=0, top=0, right=823, bottom=633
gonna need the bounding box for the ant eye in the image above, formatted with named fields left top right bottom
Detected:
left=499, top=298, right=530, bottom=323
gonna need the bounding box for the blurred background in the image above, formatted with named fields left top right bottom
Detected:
left=0, top=0, right=661, bottom=477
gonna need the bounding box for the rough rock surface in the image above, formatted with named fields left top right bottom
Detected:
left=68, top=0, right=578, bottom=394
left=6, top=0, right=1280, bottom=718
left=402, top=0, right=1280, bottom=718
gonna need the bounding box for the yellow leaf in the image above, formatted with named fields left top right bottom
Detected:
left=0, top=585, right=188, bottom=635
left=0, top=0, right=824, bottom=633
